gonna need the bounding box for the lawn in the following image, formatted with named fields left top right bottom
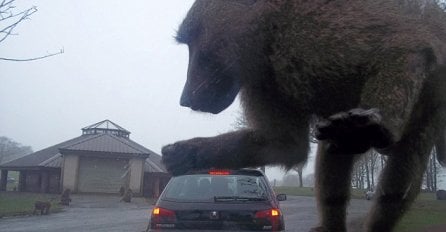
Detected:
left=274, top=187, right=446, bottom=231
left=0, top=192, right=62, bottom=218
left=273, top=186, right=365, bottom=199
left=394, top=193, right=446, bottom=232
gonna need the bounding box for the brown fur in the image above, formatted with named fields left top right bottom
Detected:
left=33, top=201, right=51, bottom=215
left=121, top=188, right=132, bottom=203
left=119, top=186, right=125, bottom=196
left=60, top=188, right=71, bottom=206
left=162, top=0, right=446, bottom=231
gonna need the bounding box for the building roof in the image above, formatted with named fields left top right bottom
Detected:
left=60, top=133, right=151, bottom=155
left=0, top=120, right=166, bottom=172
left=82, top=120, right=130, bottom=138
left=0, top=135, right=93, bottom=168
left=145, top=152, right=166, bottom=172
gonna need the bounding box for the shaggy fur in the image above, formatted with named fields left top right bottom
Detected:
left=60, top=188, right=71, bottom=206
left=34, top=201, right=51, bottom=215
left=121, top=188, right=132, bottom=203
left=162, top=0, right=446, bottom=231
left=119, top=186, right=125, bottom=197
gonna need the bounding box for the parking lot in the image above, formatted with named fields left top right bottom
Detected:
left=0, top=194, right=152, bottom=232
left=0, top=195, right=372, bottom=232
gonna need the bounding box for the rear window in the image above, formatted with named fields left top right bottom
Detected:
left=163, top=174, right=269, bottom=201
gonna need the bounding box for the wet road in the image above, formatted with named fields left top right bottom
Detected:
left=0, top=195, right=151, bottom=232
left=0, top=195, right=372, bottom=232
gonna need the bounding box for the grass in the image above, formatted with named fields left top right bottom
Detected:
left=273, top=186, right=365, bottom=199
left=394, top=193, right=446, bottom=232
left=274, top=187, right=446, bottom=231
left=0, top=192, right=63, bottom=218
left=273, top=186, right=315, bottom=197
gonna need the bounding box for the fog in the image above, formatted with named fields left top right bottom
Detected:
left=0, top=0, right=316, bottom=182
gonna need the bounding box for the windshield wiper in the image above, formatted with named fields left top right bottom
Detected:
left=214, top=196, right=237, bottom=202
left=237, top=196, right=267, bottom=201
left=214, top=196, right=267, bottom=202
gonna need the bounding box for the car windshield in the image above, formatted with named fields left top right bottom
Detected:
left=163, top=174, right=269, bottom=202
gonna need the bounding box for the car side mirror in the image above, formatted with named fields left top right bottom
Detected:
left=276, top=193, right=287, bottom=201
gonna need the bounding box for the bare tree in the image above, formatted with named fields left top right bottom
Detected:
left=281, top=174, right=299, bottom=187
left=293, top=163, right=305, bottom=187
left=352, top=157, right=366, bottom=189
left=368, top=151, right=379, bottom=190
left=0, top=0, right=63, bottom=61
left=351, top=147, right=442, bottom=193
left=351, top=150, right=381, bottom=191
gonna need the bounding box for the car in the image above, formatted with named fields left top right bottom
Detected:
left=147, top=169, right=286, bottom=231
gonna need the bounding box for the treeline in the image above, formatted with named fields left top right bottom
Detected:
left=351, top=149, right=442, bottom=192
left=0, top=136, right=33, bottom=164
left=278, top=148, right=443, bottom=192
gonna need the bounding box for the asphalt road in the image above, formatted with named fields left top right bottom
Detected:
left=0, top=195, right=151, bottom=232
left=0, top=195, right=372, bottom=232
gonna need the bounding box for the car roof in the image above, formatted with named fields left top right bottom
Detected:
left=183, top=168, right=265, bottom=177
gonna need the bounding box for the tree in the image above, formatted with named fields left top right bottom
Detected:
left=281, top=174, right=299, bottom=187
left=351, top=150, right=381, bottom=191
left=293, top=163, right=305, bottom=187
left=0, top=0, right=63, bottom=61
left=352, top=157, right=365, bottom=189
left=0, top=136, right=32, bottom=164
left=367, top=150, right=379, bottom=190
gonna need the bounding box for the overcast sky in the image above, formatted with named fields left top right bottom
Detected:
left=1, top=0, right=216, bottom=151
left=3, top=1, right=443, bottom=187
left=0, top=0, right=318, bottom=180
